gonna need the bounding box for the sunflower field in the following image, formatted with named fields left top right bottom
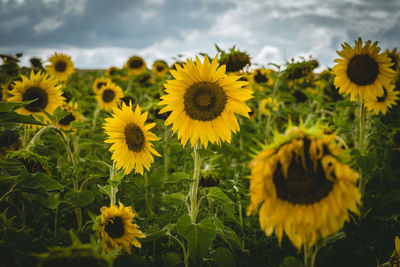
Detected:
left=1, top=39, right=400, bottom=267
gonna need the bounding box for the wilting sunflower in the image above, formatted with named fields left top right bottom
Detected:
left=218, top=49, right=251, bottom=73
left=103, top=103, right=160, bottom=175
left=125, top=56, right=146, bottom=75
left=98, top=202, right=145, bottom=254
left=250, top=68, right=274, bottom=90
left=8, top=71, right=64, bottom=121
left=386, top=48, right=400, bottom=75
left=364, top=84, right=399, bottom=115
left=158, top=55, right=253, bottom=148
left=57, top=102, right=81, bottom=131
left=93, top=77, right=112, bottom=95
left=152, top=60, right=169, bottom=77
left=333, top=38, right=395, bottom=101
left=106, top=66, right=119, bottom=77
left=46, top=53, right=75, bottom=82
left=260, top=97, right=279, bottom=116
left=247, top=124, right=361, bottom=250
left=96, top=83, right=124, bottom=112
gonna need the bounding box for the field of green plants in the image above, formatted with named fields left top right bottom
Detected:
left=0, top=40, right=400, bottom=267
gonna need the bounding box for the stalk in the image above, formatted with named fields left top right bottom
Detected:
left=109, top=162, right=118, bottom=206
left=358, top=101, right=366, bottom=199
left=189, top=143, right=202, bottom=223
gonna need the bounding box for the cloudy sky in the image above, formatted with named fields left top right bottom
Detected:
left=1, top=0, right=399, bottom=69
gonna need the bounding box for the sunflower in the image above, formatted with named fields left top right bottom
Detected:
left=260, top=97, right=279, bottom=116
left=98, top=202, right=145, bottom=254
left=250, top=68, right=274, bottom=90
left=158, top=55, right=253, bottom=148
left=249, top=106, right=257, bottom=120
left=136, top=72, right=154, bottom=87
left=103, top=103, right=161, bottom=175
left=152, top=60, right=169, bottom=77
left=124, top=56, right=146, bottom=75
left=57, top=102, right=81, bottom=131
left=96, top=83, right=124, bottom=112
left=364, top=84, right=399, bottom=115
left=93, top=77, right=112, bottom=95
left=247, top=124, right=361, bottom=250
left=106, top=66, right=119, bottom=76
left=386, top=48, right=400, bottom=76
left=218, top=49, right=251, bottom=73
left=8, top=71, right=64, bottom=122
left=333, top=38, right=395, bottom=101
left=46, top=52, right=75, bottom=82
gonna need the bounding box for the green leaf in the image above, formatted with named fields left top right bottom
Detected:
left=212, top=217, right=241, bottom=250
left=17, top=172, right=63, bottom=192
left=279, top=256, right=305, bottom=267
left=176, top=214, right=216, bottom=263
left=165, top=172, right=193, bottom=183
left=0, top=100, right=37, bottom=112
left=42, top=192, right=60, bottom=209
left=162, top=252, right=182, bottom=267
left=65, top=191, right=95, bottom=208
left=97, top=184, right=111, bottom=198
left=52, top=106, right=70, bottom=120
left=0, top=112, right=45, bottom=125
left=163, top=192, right=185, bottom=205
left=212, top=247, right=236, bottom=267
left=70, top=121, right=88, bottom=129
left=143, top=226, right=168, bottom=241
left=382, top=190, right=400, bottom=206
left=207, top=187, right=235, bottom=219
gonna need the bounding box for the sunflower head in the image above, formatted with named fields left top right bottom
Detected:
left=247, top=124, right=361, bottom=250
left=30, top=57, right=43, bottom=69
left=260, top=97, right=279, bottom=116
left=119, top=95, right=136, bottom=107
left=93, top=77, right=112, bottom=95
left=283, top=59, right=318, bottom=81
left=103, top=103, right=161, bottom=175
left=386, top=48, right=400, bottom=75
left=135, top=72, right=154, bottom=87
left=364, top=84, right=399, bottom=115
left=57, top=102, right=81, bottom=131
left=333, top=38, right=396, bottom=101
left=218, top=47, right=251, bottom=73
left=158, top=55, right=253, bottom=148
left=125, top=56, right=146, bottom=75
left=170, top=60, right=185, bottom=71
left=248, top=106, right=257, bottom=120
left=152, top=60, right=169, bottom=77
left=106, top=66, right=119, bottom=76
left=46, top=52, right=75, bottom=82
left=98, top=202, right=145, bottom=254
left=199, top=174, right=220, bottom=187
left=250, top=68, right=274, bottom=90
left=96, top=83, right=124, bottom=112
left=8, top=71, right=65, bottom=122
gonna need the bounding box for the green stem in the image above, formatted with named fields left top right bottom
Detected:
left=109, top=162, right=118, bottom=206
left=91, top=106, right=100, bottom=133
left=304, top=244, right=310, bottom=267
left=358, top=101, right=366, bottom=200
left=26, top=125, right=57, bottom=152
left=168, top=234, right=189, bottom=267
left=237, top=193, right=245, bottom=250
left=0, top=184, right=16, bottom=203
left=163, top=128, right=170, bottom=182
left=189, top=143, right=202, bottom=223
left=144, top=171, right=153, bottom=217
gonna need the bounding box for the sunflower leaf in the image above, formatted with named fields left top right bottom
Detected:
left=65, top=191, right=95, bottom=208
left=206, top=187, right=235, bottom=220
left=211, top=247, right=236, bottom=267
left=165, top=172, right=193, bottom=184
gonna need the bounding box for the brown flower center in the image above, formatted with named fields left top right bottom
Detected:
left=22, top=87, right=48, bottom=112
left=254, top=70, right=268, bottom=84
left=124, top=123, right=145, bottom=152
left=104, top=216, right=125, bottom=238
left=97, top=82, right=106, bottom=89
left=129, top=58, right=144, bottom=69
left=183, top=82, right=227, bottom=121
left=59, top=113, right=75, bottom=126
left=55, top=60, right=67, bottom=72
left=273, top=138, right=334, bottom=204
left=346, top=54, right=379, bottom=86
left=102, top=89, right=115, bottom=103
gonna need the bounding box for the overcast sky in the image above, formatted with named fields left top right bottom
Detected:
left=1, top=0, right=399, bottom=69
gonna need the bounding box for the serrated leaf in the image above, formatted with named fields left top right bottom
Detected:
left=207, top=187, right=235, bottom=219
left=212, top=217, right=241, bottom=250
left=65, top=191, right=95, bottom=208
left=165, top=172, right=193, bottom=183
left=162, top=192, right=185, bottom=205
left=52, top=106, right=70, bottom=121
left=97, top=184, right=111, bottom=198
left=16, top=172, right=63, bottom=192
left=176, top=214, right=216, bottom=263
left=212, top=247, right=236, bottom=267
left=0, top=112, right=45, bottom=125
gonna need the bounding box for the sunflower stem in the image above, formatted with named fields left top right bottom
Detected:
left=109, top=162, right=118, bottom=206
left=163, top=128, right=170, bottom=182
left=168, top=234, right=189, bottom=267
left=26, top=125, right=56, bottom=152
left=144, top=171, right=153, bottom=217
left=189, top=143, right=202, bottom=223
left=358, top=100, right=366, bottom=200
left=91, top=106, right=100, bottom=133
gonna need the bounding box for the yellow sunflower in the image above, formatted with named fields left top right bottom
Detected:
left=103, top=103, right=161, bottom=175
left=96, top=83, right=124, bottom=112
left=364, top=84, right=399, bottom=115
left=106, top=66, right=119, bottom=76
left=124, top=56, right=146, bottom=75
left=57, top=102, right=81, bottom=131
left=158, top=55, right=253, bottom=148
left=152, top=60, right=169, bottom=77
left=2, top=82, right=14, bottom=100
left=386, top=48, right=400, bottom=76
left=93, top=77, right=112, bottom=95
left=46, top=52, right=75, bottom=82
left=0, top=85, right=5, bottom=102
left=250, top=68, right=274, bottom=90
left=333, top=38, right=395, bottom=101
left=260, top=97, right=279, bottom=116
left=8, top=71, right=64, bottom=122
left=136, top=72, right=154, bottom=87
left=247, top=124, right=361, bottom=250
left=98, top=202, right=145, bottom=254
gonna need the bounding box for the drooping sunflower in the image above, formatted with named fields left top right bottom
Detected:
left=158, top=55, right=253, bottom=148
left=96, top=83, right=124, bottom=112
left=106, top=66, right=119, bottom=77
left=124, top=56, right=146, bottom=75
left=93, top=77, right=112, bottom=95
left=8, top=71, right=64, bottom=121
left=152, top=60, right=169, bottom=77
left=386, top=48, right=400, bottom=76
left=247, top=124, right=361, bottom=250
left=364, top=84, right=399, bottom=115
left=250, top=68, right=274, bottom=90
left=57, top=102, right=81, bottom=131
left=260, top=97, right=279, bottom=116
left=218, top=48, right=251, bottom=73
left=46, top=52, right=75, bottom=82
left=333, top=38, right=395, bottom=101
left=98, top=202, right=145, bottom=254
left=103, top=103, right=161, bottom=175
